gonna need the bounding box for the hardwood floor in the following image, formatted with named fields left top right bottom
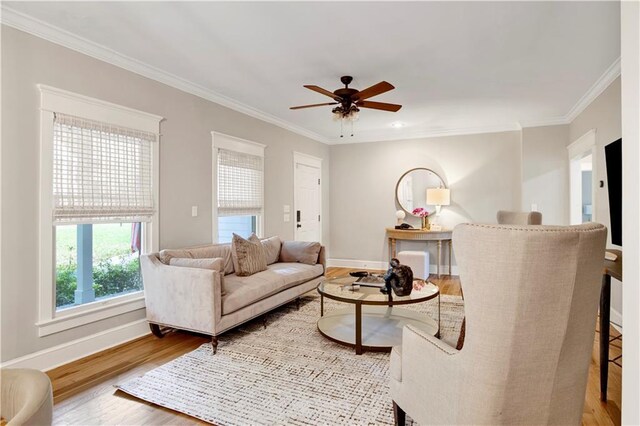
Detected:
left=47, top=268, right=621, bottom=425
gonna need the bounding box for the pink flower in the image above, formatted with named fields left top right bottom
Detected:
left=412, top=207, right=429, bottom=218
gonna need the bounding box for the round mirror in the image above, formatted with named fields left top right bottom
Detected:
left=395, top=168, right=446, bottom=216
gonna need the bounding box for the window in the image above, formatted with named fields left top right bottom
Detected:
left=212, top=132, right=265, bottom=243
left=38, top=85, right=161, bottom=336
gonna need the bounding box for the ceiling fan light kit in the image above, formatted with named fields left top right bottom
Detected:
left=291, top=75, right=402, bottom=137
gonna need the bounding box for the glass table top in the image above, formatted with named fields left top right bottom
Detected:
left=318, top=276, right=439, bottom=305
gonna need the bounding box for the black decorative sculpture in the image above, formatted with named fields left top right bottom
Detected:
left=382, top=258, right=414, bottom=297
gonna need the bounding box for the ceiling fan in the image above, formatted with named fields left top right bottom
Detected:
left=290, top=76, right=402, bottom=119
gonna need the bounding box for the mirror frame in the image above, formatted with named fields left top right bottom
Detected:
left=395, top=167, right=447, bottom=216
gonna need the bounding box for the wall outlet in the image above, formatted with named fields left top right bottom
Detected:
left=284, top=213, right=290, bottom=222
left=192, top=206, right=198, bottom=217
left=283, top=205, right=290, bottom=213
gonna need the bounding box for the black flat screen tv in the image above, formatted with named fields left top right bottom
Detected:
left=604, top=138, right=622, bottom=246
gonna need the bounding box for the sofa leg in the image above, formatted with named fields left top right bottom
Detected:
left=296, top=297, right=300, bottom=311
left=262, top=316, right=267, bottom=330
left=393, top=401, right=406, bottom=426
left=149, top=323, right=165, bottom=339
left=211, top=337, right=218, bottom=355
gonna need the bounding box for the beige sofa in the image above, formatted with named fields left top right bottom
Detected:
left=141, top=238, right=325, bottom=352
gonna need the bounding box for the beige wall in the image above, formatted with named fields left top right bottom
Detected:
left=521, top=125, right=570, bottom=225
left=1, top=26, right=330, bottom=362
left=570, top=76, right=621, bottom=247
left=329, top=131, right=522, bottom=265
left=569, top=77, right=622, bottom=324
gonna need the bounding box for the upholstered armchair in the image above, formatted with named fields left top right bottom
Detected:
left=496, top=210, right=542, bottom=225
left=1, top=368, right=53, bottom=425
left=390, top=223, right=607, bottom=425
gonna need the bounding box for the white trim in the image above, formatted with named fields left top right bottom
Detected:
left=293, top=152, right=323, bottom=243
left=1, top=319, right=150, bottom=372
left=211, top=132, right=265, bottom=241
left=327, top=258, right=459, bottom=276
left=293, top=151, right=323, bottom=168
left=1, top=6, right=328, bottom=144
left=1, top=6, right=622, bottom=146
left=565, top=58, right=622, bottom=123
left=37, top=294, right=145, bottom=337
left=567, top=128, right=597, bottom=159
left=211, top=131, right=266, bottom=157
left=37, top=86, right=160, bottom=335
left=567, top=129, right=597, bottom=225
left=521, top=58, right=621, bottom=129
left=38, top=85, right=162, bottom=133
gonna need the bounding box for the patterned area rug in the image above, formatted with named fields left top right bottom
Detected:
left=116, top=292, right=464, bottom=425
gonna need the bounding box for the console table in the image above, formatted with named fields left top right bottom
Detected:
left=386, top=228, right=453, bottom=277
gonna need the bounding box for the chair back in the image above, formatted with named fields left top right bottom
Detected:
left=453, top=223, right=606, bottom=424
left=496, top=210, right=542, bottom=225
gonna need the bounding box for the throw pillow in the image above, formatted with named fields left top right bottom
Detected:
left=169, top=257, right=225, bottom=272
left=260, top=236, right=282, bottom=265
left=279, top=241, right=321, bottom=265
left=231, top=233, right=268, bottom=276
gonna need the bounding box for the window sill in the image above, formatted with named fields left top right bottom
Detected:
left=36, top=292, right=146, bottom=337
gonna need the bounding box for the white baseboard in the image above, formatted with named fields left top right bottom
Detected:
left=327, top=258, right=459, bottom=276
left=0, top=319, right=150, bottom=372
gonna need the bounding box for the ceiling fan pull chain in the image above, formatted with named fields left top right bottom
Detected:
left=351, top=120, right=354, bottom=137
left=340, top=117, right=344, bottom=138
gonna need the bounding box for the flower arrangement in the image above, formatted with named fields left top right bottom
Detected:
left=412, top=207, right=430, bottom=218
left=412, top=208, right=430, bottom=230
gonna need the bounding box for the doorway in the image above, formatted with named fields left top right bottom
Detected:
left=293, top=152, right=322, bottom=242
left=568, top=129, right=596, bottom=225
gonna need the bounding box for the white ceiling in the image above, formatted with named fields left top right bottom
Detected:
left=3, top=1, right=621, bottom=144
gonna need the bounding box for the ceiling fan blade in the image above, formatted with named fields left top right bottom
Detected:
left=353, top=81, right=395, bottom=101
left=290, top=102, right=338, bottom=110
left=357, top=100, right=402, bottom=112
left=304, top=85, right=340, bottom=100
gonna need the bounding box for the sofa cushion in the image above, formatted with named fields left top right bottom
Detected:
left=279, top=241, right=321, bottom=265
left=231, top=234, right=268, bottom=277
left=222, top=262, right=324, bottom=315
left=261, top=236, right=282, bottom=265
left=169, top=257, right=224, bottom=272
left=159, top=244, right=234, bottom=275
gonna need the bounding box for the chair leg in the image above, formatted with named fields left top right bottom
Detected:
left=149, top=323, right=165, bottom=339
left=393, top=401, right=406, bottom=426
left=211, top=336, right=218, bottom=355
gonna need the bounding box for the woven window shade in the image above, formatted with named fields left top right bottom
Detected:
left=217, top=148, right=263, bottom=217
left=53, top=113, right=156, bottom=224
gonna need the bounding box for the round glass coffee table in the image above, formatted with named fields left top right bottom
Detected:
left=317, top=277, right=440, bottom=355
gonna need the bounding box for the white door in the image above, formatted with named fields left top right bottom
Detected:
left=294, top=155, right=322, bottom=242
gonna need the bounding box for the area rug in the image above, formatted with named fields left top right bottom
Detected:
left=116, top=292, right=464, bottom=425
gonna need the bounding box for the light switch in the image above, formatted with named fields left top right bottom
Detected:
left=284, top=213, right=290, bottom=223
left=531, top=204, right=538, bottom=212
left=192, top=206, right=198, bottom=217
left=283, top=205, right=290, bottom=213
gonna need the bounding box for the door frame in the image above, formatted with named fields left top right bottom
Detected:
left=293, top=152, right=323, bottom=242
left=567, top=129, right=597, bottom=225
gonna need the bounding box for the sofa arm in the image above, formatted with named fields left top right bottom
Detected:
left=141, top=254, right=222, bottom=335
left=318, top=245, right=326, bottom=272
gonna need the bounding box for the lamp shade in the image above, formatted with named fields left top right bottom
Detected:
left=426, top=188, right=450, bottom=206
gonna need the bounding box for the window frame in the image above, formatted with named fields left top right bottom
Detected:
left=37, top=85, right=162, bottom=337
left=211, top=131, right=266, bottom=243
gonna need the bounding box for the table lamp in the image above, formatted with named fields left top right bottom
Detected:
left=426, top=188, right=450, bottom=215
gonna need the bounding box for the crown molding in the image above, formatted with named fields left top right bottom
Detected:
left=1, top=6, right=621, bottom=144
left=518, top=116, right=570, bottom=128
left=0, top=6, right=330, bottom=144
left=519, top=57, right=620, bottom=130
left=326, top=123, right=522, bottom=145
left=565, top=57, right=621, bottom=123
